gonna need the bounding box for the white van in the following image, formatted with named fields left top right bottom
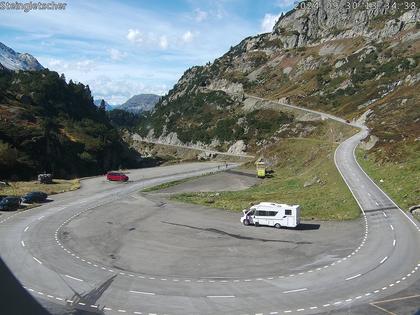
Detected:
left=240, top=202, right=300, bottom=228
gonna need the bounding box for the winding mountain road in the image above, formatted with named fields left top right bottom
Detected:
left=0, top=101, right=419, bottom=315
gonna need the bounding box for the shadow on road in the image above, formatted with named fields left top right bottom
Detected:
left=295, top=223, right=320, bottom=231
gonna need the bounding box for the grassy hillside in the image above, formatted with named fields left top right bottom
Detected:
left=173, top=137, right=360, bottom=220
left=172, top=121, right=359, bottom=220
left=0, top=69, right=144, bottom=180
left=356, top=143, right=420, bottom=211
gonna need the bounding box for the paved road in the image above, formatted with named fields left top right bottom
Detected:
left=0, top=119, right=419, bottom=313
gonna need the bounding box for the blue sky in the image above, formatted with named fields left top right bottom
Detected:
left=0, top=0, right=295, bottom=104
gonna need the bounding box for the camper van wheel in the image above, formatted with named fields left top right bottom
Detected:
left=274, top=223, right=281, bottom=229
left=243, top=219, right=250, bottom=226
left=254, top=222, right=259, bottom=227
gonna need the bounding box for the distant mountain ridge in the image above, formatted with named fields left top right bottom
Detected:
left=118, top=94, right=160, bottom=113
left=0, top=42, right=43, bottom=71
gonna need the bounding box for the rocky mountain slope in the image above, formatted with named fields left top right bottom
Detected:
left=135, top=0, right=419, bottom=160
left=0, top=42, right=43, bottom=71
left=118, top=93, right=160, bottom=113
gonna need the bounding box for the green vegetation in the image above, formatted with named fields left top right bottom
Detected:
left=0, top=69, right=143, bottom=180
left=356, top=146, right=420, bottom=211
left=0, top=179, right=80, bottom=196
left=138, top=90, right=294, bottom=146
left=107, top=109, right=142, bottom=129
left=173, top=138, right=360, bottom=220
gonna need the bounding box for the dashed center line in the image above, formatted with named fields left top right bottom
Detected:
left=32, top=256, right=42, bottom=264
left=283, top=288, right=307, bottom=294
left=21, top=240, right=25, bottom=247
left=65, top=274, right=84, bottom=282
left=24, top=226, right=29, bottom=232
left=129, top=290, right=155, bottom=296
left=345, top=273, right=361, bottom=281
left=390, top=224, right=394, bottom=230
left=206, top=295, right=236, bottom=298
left=380, top=256, right=388, bottom=264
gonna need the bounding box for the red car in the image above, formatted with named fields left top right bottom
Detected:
left=106, top=172, right=129, bottom=182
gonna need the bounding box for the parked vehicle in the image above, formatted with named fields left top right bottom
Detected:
left=106, top=172, right=129, bottom=182
left=21, top=191, right=48, bottom=204
left=240, top=202, right=300, bottom=228
left=0, top=196, right=21, bottom=211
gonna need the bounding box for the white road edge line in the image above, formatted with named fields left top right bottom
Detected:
left=65, top=275, right=84, bottom=282
left=129, top=290, right=155, bottom=296
left=345, top=273, right=361, bottom=281
left=283, top=288, right=307, bottom=294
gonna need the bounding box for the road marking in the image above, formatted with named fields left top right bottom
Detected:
left=375, top=202, right=379, bottom=206
left=65, top=275, right=83, bottom=282
left=206, top=295, right=235, bottom=298
left=390, top=224, right=394, bottom=230
left=32, top=256, right=42, bottom=264
left=393, top=239, right=396, bottom=247
left=129, top=290, right=155, bottom=296
left=345, top=273, right=361, bottom=281
left=380, top=256, right=388, bottom=264
left=24, top=226, right=29, bottom=232
left=38, top=216, right=44, bottom=220
left=368, top=193, right=371, bottom=197
left=117, top=310, right=126, bottom=313
left=383, top=212, right=387, bottom=217
left=21, top=240, right=25, bottom=247
left=297, top=309, right=305, bottom=312
left=283, top=288, right=307, bottom=294
left=104, top=307, right=112, bottom=311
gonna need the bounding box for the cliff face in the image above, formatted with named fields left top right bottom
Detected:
left=137, top=0, right=419, bottom=158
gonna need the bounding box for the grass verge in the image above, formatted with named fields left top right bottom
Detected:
left=355, top=146, right=420, bottom=211
left=0, top=179, right=80, bottom=197
left=173, top=138, right=360, bottom=220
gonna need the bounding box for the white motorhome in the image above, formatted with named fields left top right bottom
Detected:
left=240, top=202, right=300, bottom=228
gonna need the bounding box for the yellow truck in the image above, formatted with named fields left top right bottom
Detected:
left=255, top=160, right=266, bottom=178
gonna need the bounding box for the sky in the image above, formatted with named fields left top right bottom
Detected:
left=0, top=0, right=295, bottom=105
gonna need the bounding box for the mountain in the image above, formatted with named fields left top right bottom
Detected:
left=0, top=68, right=146, bottom=180
left=136, top=0, right=419, bottom=155
left=94, top=99, right=114, bottom=111
left=0, top=42, right=44, bottom=71
left=119, top=94, right=160, bottom=113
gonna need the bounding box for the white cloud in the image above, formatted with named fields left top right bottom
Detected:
left=45, top=58, right=96, bottom=73
left=108, top=48, right=127, bottom=61
left=194, top=8, right=208, bottom=22
left=89, top=76, right=167, bottom=105
left=182, top=30, right=194, bottom=43
left=261, top=13, right=281, bottom=33
left=126, top=28, right=143, bottom=43
left=159, top=36, right=168, bottom=49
